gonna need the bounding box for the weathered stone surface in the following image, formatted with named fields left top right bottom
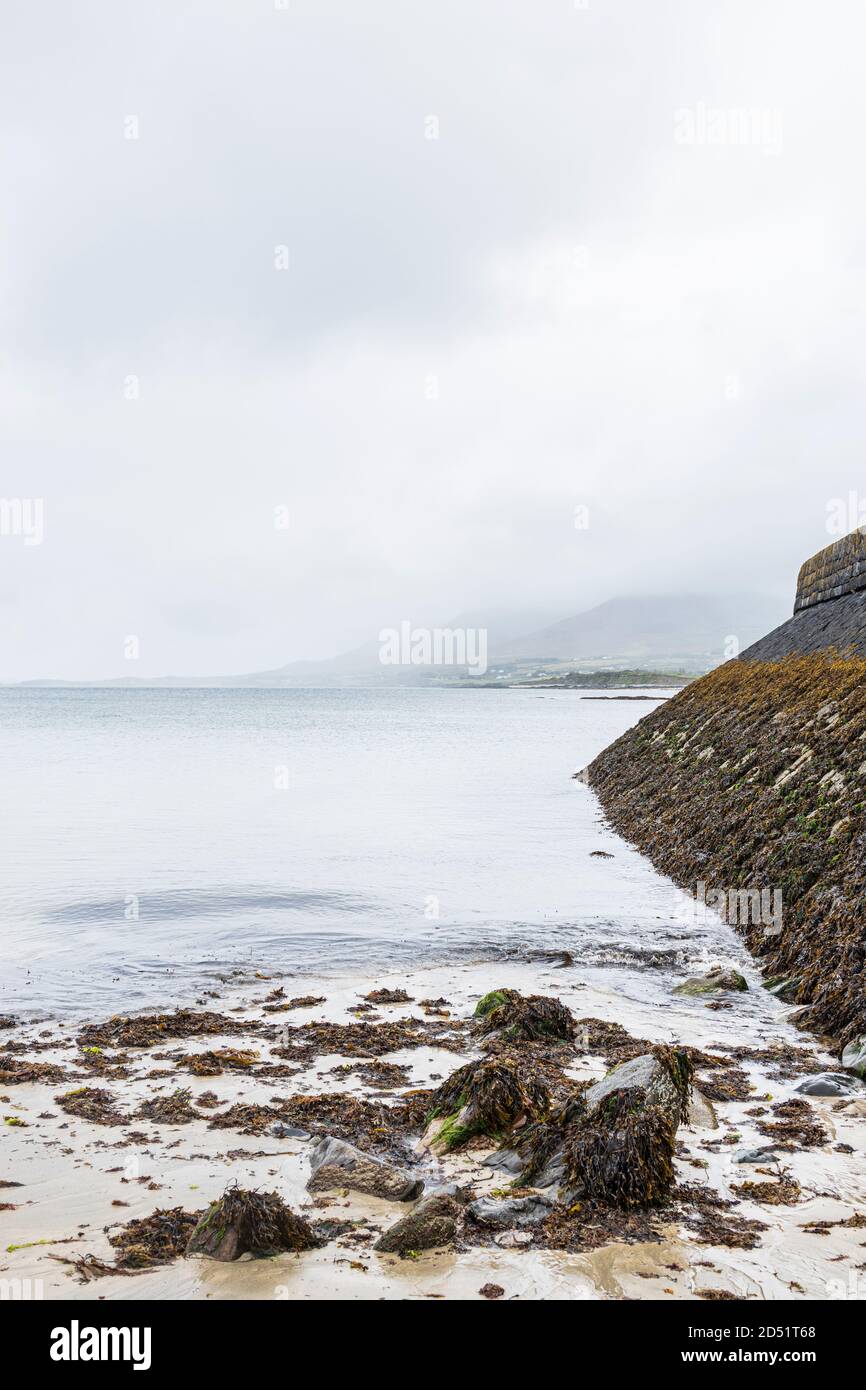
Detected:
left=466, top=1194, right=554, bottom=1230
left=793, top=529, right=866, bottom=612
left=795, top=1072, right=861, bottom=1097
left=584, top=1052, right=688, bottom=1128
left=307, top=1136, right=423, bottom=1201
left=374, top=1192, right=462, bottom=1252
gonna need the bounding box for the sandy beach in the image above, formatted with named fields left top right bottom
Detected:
left=4, top=948, right=865, bottom=1302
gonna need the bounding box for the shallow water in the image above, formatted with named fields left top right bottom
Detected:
left=0, top=685, right=750, bottom=1017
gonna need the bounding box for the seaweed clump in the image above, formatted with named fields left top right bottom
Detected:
left=425, top=1056, right=550, bottom=1152
left=186, top=1184, right=319, bottom=1261
left=476, top=989, right=575, bottom=1043
left=54, top=1087, right=128, bottom=1127
left=562, top=1090, right=677, bottom=1208
left=109, top=1207, right=202, bottom=1268
left=78, top=1009, right=260, bottom=1051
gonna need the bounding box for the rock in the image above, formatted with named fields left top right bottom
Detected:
left=584, top=1051, right=691, bottom=1129
left=688, top=1089, right=719, bottom=1130
left=479, top=1282, right=506, bottom=1298
left=841, top=1036, right=866, bottom=1079
left=476, top=990, right=575, bottom=1043
left=481, top=1148, right=524, bottom=1176
left=796, top=1072, right=862, bottom=1097
left=673, top=967, right=748, bottom=997
left=374, top=1192, right=463, bottom=1253
left=495, top=1230, right=532, bottom=1248
left=734, top=1146, right=780, bottom=1164
left=466, top=1193, right=554, bottom=1230
left=307, top=1136, right=423, bottom=1202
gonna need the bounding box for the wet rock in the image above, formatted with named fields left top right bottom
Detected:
left=841, top=1036, right=866, bottom=1078
left=307, top=1135, right=423, bottom=1201
left=186, top=1185, right=318, bottom=1261
left=374, top=1192, right=463, bottom=1253
left=795, top=1072, right=861, bottom=1097
left=673, top=967, right=748, bottom=997
left=481, top=1148, right=524, bottom=1176
left=585, top=1050, right=692, bottom=1129
left=466, top=1193, right=554, bottom=1230
left=688, top=1089, right=719, bottom=1130
left=735, top=1146, right=780, bottom=1164
left=270, top=1122, right=311, bottom=1139
left=762, top=974, right=802, bottom=1003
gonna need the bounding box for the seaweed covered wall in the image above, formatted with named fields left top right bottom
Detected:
left=587, top=652, right=866, bottom=1048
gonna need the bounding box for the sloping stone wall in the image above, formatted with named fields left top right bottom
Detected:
left=742, top=528, right=866, bottom=661
left=794, top=528, right=866, bottom=611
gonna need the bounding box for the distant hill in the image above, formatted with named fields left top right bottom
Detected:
left=490, top=594, right=788, bottom=671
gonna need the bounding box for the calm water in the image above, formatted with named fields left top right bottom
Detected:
left=0, top=687, right=746, bottom=1018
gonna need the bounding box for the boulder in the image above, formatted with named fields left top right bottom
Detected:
left=374, top=1192, right=463, bottom=1253
left=495, top=1047, right=692, bottom=1209
left=673, top=967, right=748, bottom=997
left=841, top=1036, right=866, bottom=1079
left=466, top=1193, right=554, bottom=1230
left=307, top=1136, right=423, bottom=1202
left=796, top=1072, right=862, bottom=1097
left=585, top=1051, right=692, bottom=1129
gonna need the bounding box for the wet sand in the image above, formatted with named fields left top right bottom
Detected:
left=3, top=955, right=865, bottom=1302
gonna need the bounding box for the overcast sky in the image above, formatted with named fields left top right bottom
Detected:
left=3, top=0, right=866, bottom=679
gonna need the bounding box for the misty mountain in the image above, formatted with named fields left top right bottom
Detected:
left=489, top=594, right=789, bottom=668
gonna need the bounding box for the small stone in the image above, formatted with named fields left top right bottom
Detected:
left=479, top=1282, right=506, bottom=1299
left=375, top=1193, right=462, bottom=1253
left=495, top=1230, right=532, bottom=1248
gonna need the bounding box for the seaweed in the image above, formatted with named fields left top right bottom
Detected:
left=561, top=1090, right=678, bottom=1208
left=478, top=991, right=575, bottom=1043
left=186, top=1184, right=319, bottom=1260
left=109, top=1206, right=202, bottom=1268
left=54, top=1087, right=128, bottom=1126
left=426, top=1056, right=550, bottom=1151
left=78, top=1009, right=261, bottom=1051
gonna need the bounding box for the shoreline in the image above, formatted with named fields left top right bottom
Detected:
left=4, top=949, right=866, bottom=1302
